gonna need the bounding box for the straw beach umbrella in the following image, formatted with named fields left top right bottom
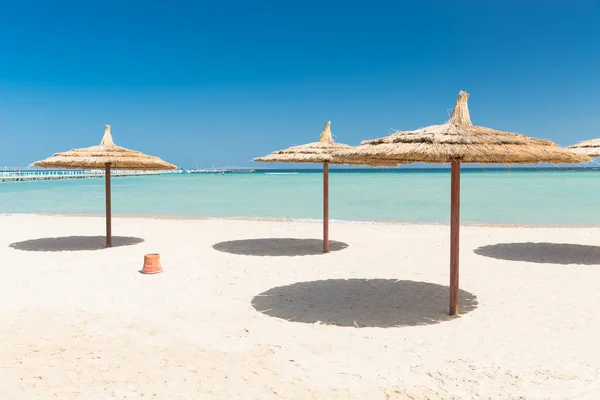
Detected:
left=334, top=91, right=590, bottom=315
left=254, top=121, right=346, bottom=253
left=34, top=125, right=176, bottom=247
left=566, top=139, right=600, bottom=157
left=254, top=121, right=395, bottom=253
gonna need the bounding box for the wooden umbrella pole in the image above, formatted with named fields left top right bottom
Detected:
left=449, top=160, right=461, bottom=315
left=323, top=162, right=329, bottom=253
left=105, top=163, right=112, bottom=248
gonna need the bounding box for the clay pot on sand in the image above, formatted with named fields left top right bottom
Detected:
left=141, top=253, right=163, bottom=274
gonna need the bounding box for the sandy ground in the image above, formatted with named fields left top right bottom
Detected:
left=1, top=215, right=600, bottom=399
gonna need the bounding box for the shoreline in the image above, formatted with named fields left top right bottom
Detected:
left=3, top=212, right=600, bottom=229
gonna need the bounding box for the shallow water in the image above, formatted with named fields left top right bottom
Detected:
left=1, top=169, right=599, bottom=225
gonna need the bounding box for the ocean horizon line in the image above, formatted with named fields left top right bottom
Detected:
left=4, top=165, right=600, bottom=173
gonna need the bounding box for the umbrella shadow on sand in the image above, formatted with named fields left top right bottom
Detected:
left=251, top=279, right=478, bottom=328
left=212, top=238, right=348, bottom=256
left=9, top=236, right=144, bottom=252
left=474, top=243, right=600, bottom=265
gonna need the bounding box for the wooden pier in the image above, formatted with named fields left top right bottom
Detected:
left=0, top=170, right=166, bottom=183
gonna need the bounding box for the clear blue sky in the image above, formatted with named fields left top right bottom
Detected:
left=1, top=0, right=599, bottom=168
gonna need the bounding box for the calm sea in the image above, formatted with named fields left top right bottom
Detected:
left=1, top=168, right=600, bottom=226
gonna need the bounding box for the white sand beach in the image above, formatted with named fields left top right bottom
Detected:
left=1, top=214, right=600, bottom=399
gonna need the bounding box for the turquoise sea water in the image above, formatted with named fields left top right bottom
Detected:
left=1, top=169, right=600, bottom=225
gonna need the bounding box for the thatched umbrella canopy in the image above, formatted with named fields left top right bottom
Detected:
left=254, top=121, right=351, bottom=165
left=336, top=92, right=588, bottom=165
left=566, top=139, right=600, bottom=157
left=254, top=121, right=396, bottom=253
left=334, top=91, right=591, bottom=315
left=34, top=125, right=176, bottom=170
left=34, top=125, right=176, bottom=247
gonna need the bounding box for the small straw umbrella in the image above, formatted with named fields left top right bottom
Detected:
left=566, top=139, right=600, bottom=157
left=33, top=125, right=176, bottom=248
left=334, top=91, right=591, bottom=315
left=254, top=121, right=396, bottom=253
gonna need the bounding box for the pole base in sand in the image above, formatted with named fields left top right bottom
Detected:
left=141, top=253, right=163, bottom=274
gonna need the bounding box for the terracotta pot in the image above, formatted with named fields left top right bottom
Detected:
left=141, top=253, right=163, bottom=274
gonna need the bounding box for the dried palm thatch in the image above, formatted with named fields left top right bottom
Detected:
left=254, top=121, right=398, bottom=166
left=334, top=92, right=591, bottom=165
left=254, top=121, right=347, bottom=164
left=566, top=138, right=600, bottom=157
left=34, top=125, right=177, bottom=170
